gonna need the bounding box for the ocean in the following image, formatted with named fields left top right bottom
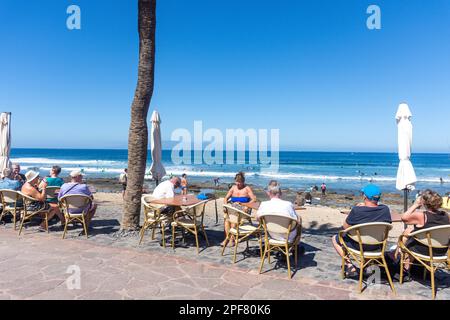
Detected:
left=10, top=149, right=450, bottom=195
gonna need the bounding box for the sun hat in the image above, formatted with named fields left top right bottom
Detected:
left=361, top=184, right=382, bottom=202
left=25, top=170, right=40, bottom=183
left=70, top=170, right=83, bottom=178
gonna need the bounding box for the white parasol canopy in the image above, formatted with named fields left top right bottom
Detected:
left=0, top=112, right=12, bottom=172
left=395, top=103, right=417, bottom=190
left=149, top=110, right=166, bottom=184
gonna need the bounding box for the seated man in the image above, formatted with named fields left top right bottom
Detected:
left=0, top=168, right=21, bottom=191
left=21, top=170, right=65, bottom=231
left=145, top=177, right=181, bottom=215
left=11, top=163, right=26, bottom=186
left=58, top=170, right=97, bottom=227
left=256, top=182, right=301, bottom=243
left=151, top=177, right=181, bottom=199
left=332, top=184, right=392, bottom=273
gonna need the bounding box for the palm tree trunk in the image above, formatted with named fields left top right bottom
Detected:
left=122, top=0, right=156, bottom=230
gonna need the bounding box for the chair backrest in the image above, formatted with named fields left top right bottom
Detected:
left=260, top=214, right=298, bottom=236
left=59, top=194, right=92, bottom=214
left=186, top=200, right=208, bottom=220
left=0, top=189, right=21, bottom=204
left=223, top=204, right=250, bottom=225
left=409, top=225, right=450, bottom=249
left=18, top=191, right=39, bottom=204
left=45, top=186, right=60, bottom=199
left=346, top=222, right=392, bottom=245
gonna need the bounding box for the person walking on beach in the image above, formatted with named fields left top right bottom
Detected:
left=321, top=182, right=327, bottom=196
left=119, top=168, right=128, bottom=198
left=181, top=173, right=188, bottom=195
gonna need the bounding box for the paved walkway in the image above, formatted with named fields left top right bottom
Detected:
left=0, top=197, right=448, bottom=300
left=0, top=227, right=440, bottom=300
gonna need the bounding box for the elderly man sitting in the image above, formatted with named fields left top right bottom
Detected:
left=256, top=182, right=301, bottom=243
left=58, top=170, right=97, bottom=228
left=0, top=168, right=21, bottom=191
left=143, top=177, right=182, bottom=215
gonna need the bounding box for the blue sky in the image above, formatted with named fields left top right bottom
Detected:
left=1, top=0, right=449, bottom=152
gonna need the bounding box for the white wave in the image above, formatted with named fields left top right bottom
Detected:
left=12, top=157, right=122, bottom=166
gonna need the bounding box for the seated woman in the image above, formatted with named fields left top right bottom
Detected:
left=21, top=170, right=65, bottom=231
left=222, top=172, right=256, bottom=247
left=398, top=189, right=450, bottom=276
left=39, top=165, right=64, bottom=204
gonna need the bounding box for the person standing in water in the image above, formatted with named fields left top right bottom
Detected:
left=181, top=173, right=188, bottom=195
left=321, top=182, right=327, bottom=196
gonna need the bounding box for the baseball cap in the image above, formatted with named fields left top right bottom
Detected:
left=361, top=184, right=381, bottom=202
left=70, top=170, right=83, bottom=178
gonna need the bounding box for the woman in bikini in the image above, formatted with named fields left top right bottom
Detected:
left=221, top=172, right=256, bottom=247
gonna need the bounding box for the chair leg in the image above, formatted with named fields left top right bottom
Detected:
left=139, top=222, right=147, bottom=245
left=233, top=237, right=239, bottom=263
left=341, top=256, right=346, bottom=279
left=399, top=252, right=404, bottom=284
left=259, top=243, right=268, bottom=274
left=13, top=211, right=17, bottom=230
left=358, top=261, right=365, bottom=293
left=259, top=234, right=263, bottom=259
left=381, top=256, right=396, bottom=294
left=430, top=266, right=436, bottom=300
left=18, top=214, right=26, bottom=236
left=151, top=224, right=156, bottom=240
left=62, top=218, right=69, bottom=239
left=161, top=223, right=166, bottom=248
left=171, top=224, right=176, bottom=250
left=285, top=244, right=292, bottom=279
left=45, top=212, right=49, bottom=233
left=81, top=215, right=88, bottom=238
left=201, top=225, right=209, bottom=247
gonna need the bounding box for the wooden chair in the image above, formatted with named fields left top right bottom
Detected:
left=397, top=225, right=450, bottom=299
left=0, top=189, right=23, bottom=230
left=258, top=214, right=302, bottom=279
left=59, top=194, right=93, bottom=239
left=45, top=186, right=61, bottom=203
left=139, top=195, right=173, bottom=248
left=338, top=222, right=395, bottom=294
left=170, top=200, right=209, bottom=254
left=221, top=204, right=262, bottom=263
left=18, top=192, right=50, bottom=235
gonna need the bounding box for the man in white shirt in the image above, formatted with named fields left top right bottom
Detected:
left=256, top=182, right=301, bottom=242
left=152, top=177, right=181, bottom=199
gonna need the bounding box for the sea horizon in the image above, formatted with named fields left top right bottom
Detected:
left=9, top=148, right=450, bottom=195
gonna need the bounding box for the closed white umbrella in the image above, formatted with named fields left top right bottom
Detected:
left=0, top=112, right=12, bottom=172
left=149, top=110, right=166, bottom=185
left=395, top=103, right=417, bottom=212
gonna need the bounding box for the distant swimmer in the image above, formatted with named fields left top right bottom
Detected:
left=440, top=177, right=444, bottom=184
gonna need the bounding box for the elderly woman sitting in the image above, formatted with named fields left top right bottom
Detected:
left=397, top=189, right=450, bottom=277
left=21, top=170, right=65, bottom=231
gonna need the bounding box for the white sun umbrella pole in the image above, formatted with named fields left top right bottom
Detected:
left=395, top=103, right=417, bottom=213
left=0, top=112, right=12, bottom=173
left=149, top=110, right=166, bottom=186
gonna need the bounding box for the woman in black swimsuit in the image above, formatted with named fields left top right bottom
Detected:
left=399, top=189, right=450, bottom=273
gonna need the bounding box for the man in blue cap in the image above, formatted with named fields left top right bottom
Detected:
left=332, top=184, right=392, bottom=274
